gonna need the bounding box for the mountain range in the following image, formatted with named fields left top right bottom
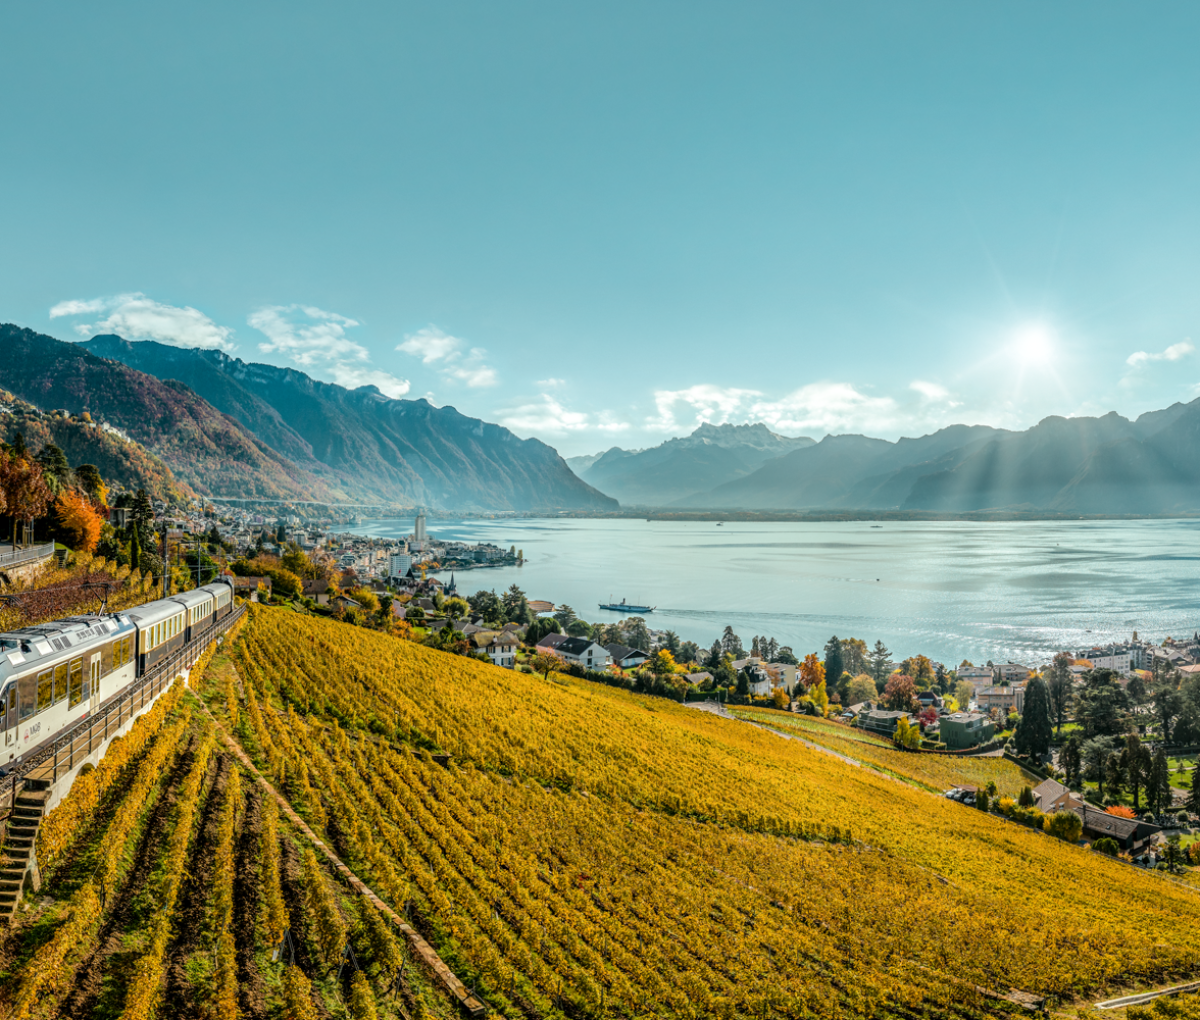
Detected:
left=0, top=325, right=615, bottom=511
left=572, top=407, right=1200, bottom=513
left=568, top=423, right=815, bottom=506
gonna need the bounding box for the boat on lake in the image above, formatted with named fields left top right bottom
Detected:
left=599, top=597, right=656, bottom=613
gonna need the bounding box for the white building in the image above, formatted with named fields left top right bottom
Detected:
left=556, top=638, right=613, bottom=670
left=388, top=552, right=414, bottom=579
left=484, top=635, right=517, bottom=669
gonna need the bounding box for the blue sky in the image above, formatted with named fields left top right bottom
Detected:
left=3, top=2, right=1200, bottom=457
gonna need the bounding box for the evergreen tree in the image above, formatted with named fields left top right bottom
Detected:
left=1046, top=652, right=1074, bottom=733
left=1060, top=735, right=1082, bottom=786
left=1104, top=752, right=1125, bottom=802
left=736, top=669, right=750, bottom=696
left=720, top=626, right=743, bottom=658
left=869, top=640, right=891, bottom=686
left=1013, top=676, right=1053, bottom=758
left=823, top=636, right=844, bottom=694
left=775, top=645, right=799, bottom=665
left=1147, top=746, right=1172, bottom=815
left=1122, top=735, right=1152, bottom=811
left=705, top=640, right=723, bottom=669
left=128, top=525, right=141, bottom=572
left=131, top=487, right=154, bottom=533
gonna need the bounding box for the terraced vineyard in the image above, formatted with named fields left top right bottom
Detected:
left=0, top=632, right=452, bottom=1020
left=4, top=606, right=1200, bottom=1019
left=730, top=706, right=1036, bottom=795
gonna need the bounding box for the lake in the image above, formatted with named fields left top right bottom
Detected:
left=346, top=517, right=1200, bottom=667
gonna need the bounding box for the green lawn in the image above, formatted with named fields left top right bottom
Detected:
left=1169, top=757, right=1198, bottom=790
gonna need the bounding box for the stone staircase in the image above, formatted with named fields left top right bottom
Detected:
left=0, top=784, right=48, bottom=920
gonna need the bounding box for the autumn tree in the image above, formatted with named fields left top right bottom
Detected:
left=54, top=489, right=103, bottom=553
left=650, top=649, right=677, bottom=678
left=881, top=674, right=918, bottom=713
left=798, top=654, right=825, bottom=692
left=530, top=650, right=564, bottom=680
left=900, top=655, right=935, bottom=686
left=846, top=673, right=877, bottom=707
left=0, top=450, right=52, bottom=549
left=840, top=637, right=868, bottom=676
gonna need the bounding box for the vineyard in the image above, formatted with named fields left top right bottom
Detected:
left=730, top=706, right=1035, bottom=795
left=0, top=631, right=452, bottom=1020
left=3, top=607, right=1200, bottom=1018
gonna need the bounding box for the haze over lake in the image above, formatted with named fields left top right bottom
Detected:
left=349, top=518, right=1200, bottom=667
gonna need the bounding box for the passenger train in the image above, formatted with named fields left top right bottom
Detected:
left=0, top=577, right=236, bottom=766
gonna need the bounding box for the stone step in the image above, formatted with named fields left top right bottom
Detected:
left=15, top=791, right=49, bottom=808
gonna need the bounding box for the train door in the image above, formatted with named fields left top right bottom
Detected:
left=90, top=652, right=103, bottom=708
left=2, top=686, right=16, bottom=747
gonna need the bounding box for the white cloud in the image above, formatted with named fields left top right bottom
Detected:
left=396, top=326, right=497, bottom=388
left=248, top=304, right=410, bottom=398
left=747, top=382, right=900, bottom=435
left=49, top=292, right=236, bottom=351
left=500, top=394, right=591, bottom=434
left=639, top=377, right=967, bottom=440
left=536, top=377, right=565, bottom=388
left=910, top=379, right=949, bottom=402
left=1127, top=340, right=1194, bottom=367
left=646, top=384, right=764, bottom=431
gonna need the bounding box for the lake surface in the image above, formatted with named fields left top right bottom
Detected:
left=346, top=517, right=1200, bottom=666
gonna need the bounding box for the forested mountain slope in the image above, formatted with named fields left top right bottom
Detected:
left=0, top=325, right=336, bottom=501
left=82, top=335, right=617, bottom=511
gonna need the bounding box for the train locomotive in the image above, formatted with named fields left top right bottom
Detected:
left=0, top=577, right=235, bottom=767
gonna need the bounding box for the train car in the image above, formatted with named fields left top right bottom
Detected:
left=126, top=598, right=187, bottom=676
left=200, top=577, right=235, bottom=620
left=0, top=613, right=137, bottom=765
left=171, top=587, right=217, bottom=644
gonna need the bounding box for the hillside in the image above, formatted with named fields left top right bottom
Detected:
left=574, top=422, right=815, bottom=506
left=9, top=606, right=1200, bottom=1018
left=0, top=325, right=338, bottom=502
left=82, top=335, right=618, bottom=511
left=0, top=392, right=187, bottom=502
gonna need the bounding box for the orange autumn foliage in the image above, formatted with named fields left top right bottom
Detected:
left=1105, top=804, right=1136, bottom=819
left=54, top=489, right=103, bottom=553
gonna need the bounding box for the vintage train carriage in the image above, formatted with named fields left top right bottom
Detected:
left=200, top=577, right=235, bottom=620
left=0, top=613, right=137, bottom=765
left=171, top=586, right=217, bottom=644
left=126, top=598, right=187, bottom=676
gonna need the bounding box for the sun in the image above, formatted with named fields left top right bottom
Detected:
left=1011, top=323, right=1055, bottom=365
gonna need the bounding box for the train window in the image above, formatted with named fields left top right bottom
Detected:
left=0, top=691, right=6, bottom=728
left=54, top=663, right=68, bottom=703
left=18, top=673, right=36, bottom=721
left=69, top=658, right=84, bottom=708
left=123, top=634, right=132, bottom=663
left=37, top=670, right=53, bottom=712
